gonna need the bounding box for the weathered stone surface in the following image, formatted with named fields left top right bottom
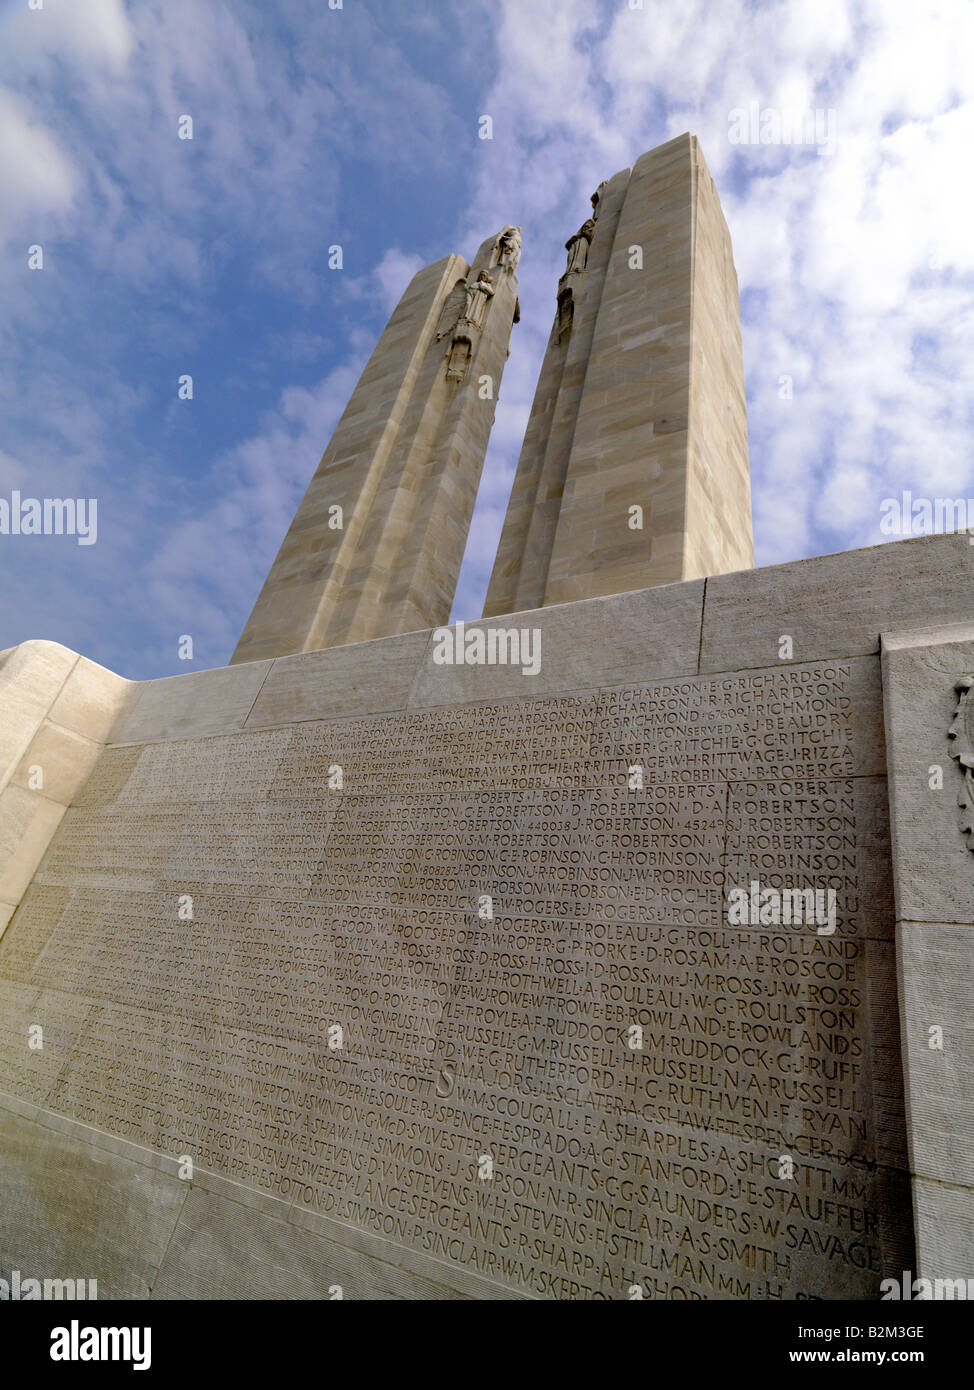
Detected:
left=0, top=646, right=914, bottom=1299
left=701, top=533, right=974, bottom=674
left=881, top=624, right=974, bottom=1286
left=897, top=922, right=974, bottom=1190
left=484, top=134, right=752, bottom=617
left=151, top=1186, right=502, bottom=1300
left=233, top=228, right=520, bottom=663
left=912, top=1177, right=974, bottom=1284
left=0, top=1100, right=186, bottom=1299
left=411, top=580, right=704, bottom=707
left=48, top=655, right=134, bottom=744
left=111, top=661, right=272, bottom=745
left=0, top=785, right=65, bottom=906
left=881, top=626, right=974, bottom=924
left=12, top=721, right=102, bottom=806
left=0, top=979, right=94, bottom=1106
left=245, top=630, right=430, bottom=729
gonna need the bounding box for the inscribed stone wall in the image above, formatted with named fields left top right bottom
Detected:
left=0, top=654, right=913, bottom=1299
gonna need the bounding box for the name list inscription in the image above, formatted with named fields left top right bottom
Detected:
left=0, top=660, right=910, bottom=1298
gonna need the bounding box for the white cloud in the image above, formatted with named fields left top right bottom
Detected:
left=3, top=0, right=974, bottom=664
left=373, top=249, right=425, bottom=314
left=447, top=0, right=974, bottom=618
left=6, top=0, right=135, bottom=71
left=0, top=89, right=78, bottom=244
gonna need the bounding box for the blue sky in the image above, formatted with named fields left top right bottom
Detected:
left=1, top=0, right=972, bottom=679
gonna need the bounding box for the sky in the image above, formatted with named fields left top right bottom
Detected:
left=1, top=0, right=972, bottom=679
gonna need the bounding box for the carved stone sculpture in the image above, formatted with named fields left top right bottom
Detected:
left=445, top=335, right=472, bottom=383
left=948, top=675, right=974, bottom=847
left=444, top=270, right=495, bottom=382
left=459, top=269, right=495, bottom=329
left=564, top=218, right=595, bottom=275
left=555, top=285, right=574, bottom=343
left=496, top=225, right=522, bottom=270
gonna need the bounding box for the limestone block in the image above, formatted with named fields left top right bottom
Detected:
left=0, top=785, right=65, bottom=904
left=245, top=629, right=429, bottom=730
left=0, top=901, right=13, bottom=942
left=881, top=625, right=974, bottom=924
left=411, top=578, right=704, bottom=707
left=0, top=1103, right=185, bottom=1299
left=897, top=922, right=974, bottom=1190
left=12, top=721, right=102, bottom=807
left=0, top=641, right=77, bottom=794
left=48, top=655, right=135, bottom=744
left=700, top=532, right=974, bottom=674
left=111, top=660, right=273, bottom=745
left=912, top=1177, right=974, bottom=1283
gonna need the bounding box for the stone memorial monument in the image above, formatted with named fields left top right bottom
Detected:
left=0, top=133, right=971, bottom=1301
left=484, top=135, right=753, bottom=617
left=232, top=228, right=520, bottom=664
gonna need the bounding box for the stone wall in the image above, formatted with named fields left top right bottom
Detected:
left=881, top=623, right=974, bottom=1286
left=0, top=532, right=971, bottom=1298
left=0, top=643, right=133, bottom=941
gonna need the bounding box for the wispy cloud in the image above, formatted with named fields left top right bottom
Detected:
left=1, top=0, right=972, bottom=675
left=451, top=0, right=974, bottom=613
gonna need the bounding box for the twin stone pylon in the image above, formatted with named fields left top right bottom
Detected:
left=232, top=133, right=752, bottom=663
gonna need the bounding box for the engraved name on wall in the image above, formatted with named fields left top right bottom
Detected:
left=0, top=658, right=911, bottom=1298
